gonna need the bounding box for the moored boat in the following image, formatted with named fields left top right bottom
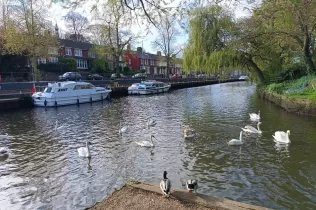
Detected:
left=32, top=81, right=111, bottom=107
left=128, top=80, right=171, bottom=95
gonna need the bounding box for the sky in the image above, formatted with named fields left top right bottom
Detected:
left=50, top=0, right=254, bottom=55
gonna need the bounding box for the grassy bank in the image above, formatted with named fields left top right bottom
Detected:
left=263, top=75, right=316, bottom=103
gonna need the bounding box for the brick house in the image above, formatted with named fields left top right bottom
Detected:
left=135, top=47, right=159, bottom=74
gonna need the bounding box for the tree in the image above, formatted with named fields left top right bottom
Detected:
left=1, top=0, right=59, bottom=81
left=151, top=15, right=182, bottom=74
left=64, top=11, right=89, bottom=42
left=59, top=58, right=77, bottom=72
left=90, top=0, right=137, bottom=77
left=253, top=0, right=316, bottom=74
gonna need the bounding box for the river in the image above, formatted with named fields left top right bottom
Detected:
left=0, top=81, right=315, bottom=210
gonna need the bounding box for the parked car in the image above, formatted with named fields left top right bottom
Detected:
left=111, top=73, right=127, bottom=79
left=171, top=74, right=182, bottom=79
left=132, top=73, right=147, bottom=79
left=197, top=74, right=206, bottom=78
left=88, top=74, right=104, bottom=80
left=59, top=72, right=82, bottom=81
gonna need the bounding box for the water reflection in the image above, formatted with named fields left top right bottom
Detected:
left=0, top=82, right=316, bottom=210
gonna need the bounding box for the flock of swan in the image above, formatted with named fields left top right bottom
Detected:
left=228, top=110, right=291, bottom=146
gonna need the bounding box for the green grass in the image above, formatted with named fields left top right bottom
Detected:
left=264, top=75, right=316, bottom=102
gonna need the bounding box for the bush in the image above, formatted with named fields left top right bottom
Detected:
left=93, top=58, right=108, bottom=74
left=123, top=66, right=130, bottom=74
left=59, top=58, right=77, bottom=72
left=38, top=63, right=69, bottom=73
left=280, top=63, right=307, bottom=81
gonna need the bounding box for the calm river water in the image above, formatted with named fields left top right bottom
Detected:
left=0, top=82, right=316, bottom=210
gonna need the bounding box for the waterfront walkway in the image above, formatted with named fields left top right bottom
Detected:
left=88, top=181, right=272, bottom=210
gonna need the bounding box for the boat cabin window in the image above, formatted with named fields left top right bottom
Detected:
left=58, top=88, right=68, bottom=92
left=74, top=84, right=95, bottom=90
left=44, top=87, right=52, bottom=93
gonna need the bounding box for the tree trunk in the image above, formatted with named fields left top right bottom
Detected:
left=115, top=55, right=120, bottom=78
left=31, top=56, right=39, bottom=82
left=303, top=30, right=315, bottom=74
left=166, top=57, right=170, bottom=75
left=246, top=58, right=265, bottom=83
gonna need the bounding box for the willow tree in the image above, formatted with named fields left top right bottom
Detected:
left=183, top=6, right=238, bottom=76
left=1, top=0, right=58, bottom=81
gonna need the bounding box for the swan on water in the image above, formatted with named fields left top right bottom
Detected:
left=0, top=147, right=9, bottom=159
left=249, top=110, right=260, bottom=121
left=160, top=171, right=171, bottom=197
left=228, top=131, right=244, bottom=146
left=119, top=122, right=128, bottom=134
left=186, top=179, right=198, bottom=192
left=78, top=141, right=92, bottom=157
left=135, top=135, right=156, bottom=147
left=184, top=128, right=195, bottom=138
left=242, top=122, right=262, bottom=134
left=272, top=130, right=290, bottom=144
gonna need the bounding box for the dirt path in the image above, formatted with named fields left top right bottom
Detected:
left=88, top=185, right=220, bottom=210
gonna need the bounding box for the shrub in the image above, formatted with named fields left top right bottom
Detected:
left=59, top=58, right=77, bottom=72
left=280, top=63, right=307, bottom=81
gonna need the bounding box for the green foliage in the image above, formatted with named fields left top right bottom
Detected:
left=38, top=63, right=69, bottom=73
left=265, top=75, right=316, bottom=94
left=93, top=58, right=108, bottom=73
left=123, top=66, right=130, bottom=74
left=59, top=58, right=77, bottom=72
left=280, top=63, right=307, bottom=81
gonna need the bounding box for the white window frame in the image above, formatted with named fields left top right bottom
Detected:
left=48, top=57, right=58, bottom=63
left=74, top=48, right=82, bottom=57
left=76, top=59, right=88, bottom=69
left=66, top=47, right=72, bottom=56
left=37, top=57, right=46, bottom=64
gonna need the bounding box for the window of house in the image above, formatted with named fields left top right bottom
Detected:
left=66, top=48, right=72, bottom=56
left=48, top=47, right=58, bottom=55
left=88, top=52, right=95, bottom=58
left=37, top=57, right=46, bottom=64
left=48, top=57, right=58, bottom=63
left=74, top=49, right=82, bottom=57
left=76, top=59, right=87, bottom=69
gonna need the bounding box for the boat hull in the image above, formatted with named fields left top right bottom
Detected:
left=32, top=92, right=111, bottom=107
left=128, top=86, right=170, bottom=95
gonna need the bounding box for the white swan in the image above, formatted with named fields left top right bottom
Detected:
left=228, top=131, right=243, bottom=146
left=119, top=122, right=128, bottom=134
left=242, top=122, right=262, bottom=134
left=184, top=128, right=195, bottom=138
left=77, top=141, right=92, bottom=157
left=249, top=110, right=260, bottom=121
left=135, top=135, right=156, bottom=147
left=160, top=171, right=171, bottom=197
left=273, top=130, right=290, bottom=144
left=186, top=179, right=198, bottom=192
left=55, top=121, right=65, bottom=130
left=0, top=147, right=9, bottom=158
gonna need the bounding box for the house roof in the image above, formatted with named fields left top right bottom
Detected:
left=60, top=39, right=93, bottom=50
left=135, top=51, right=158, bottom=60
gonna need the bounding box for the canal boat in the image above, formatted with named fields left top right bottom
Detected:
left=31, top=81, right=112, bottom=107
left=128, top=80, right=171, bottom=95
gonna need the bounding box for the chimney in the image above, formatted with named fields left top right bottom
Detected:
left=137, top=47, right=142, bottom=52
left=157, top=51, right=161, bottom=56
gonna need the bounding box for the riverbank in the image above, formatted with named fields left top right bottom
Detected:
left=87, top=181, right=271, bottom=210
left=0, top=78, right=241, bottom=111
left=259, top=75, right=316, bottom=116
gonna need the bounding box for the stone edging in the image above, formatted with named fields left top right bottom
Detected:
left=258, top=89, right=316, bottom=116
left=126, top=180, right=272, bottom=210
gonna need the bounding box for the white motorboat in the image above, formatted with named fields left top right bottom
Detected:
left=128, top=80, right=171, bottom=95
left=32, top=81, right=112, bottom=107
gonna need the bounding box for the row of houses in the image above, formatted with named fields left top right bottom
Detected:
left=38, top=36, right=183, bottom=76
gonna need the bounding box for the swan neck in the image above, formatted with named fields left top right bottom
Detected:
left=86, top=142, right=90, bottom=154
left=239, top=132, right=243, bottom=141
left=257, top=123, right=261, bottom=131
